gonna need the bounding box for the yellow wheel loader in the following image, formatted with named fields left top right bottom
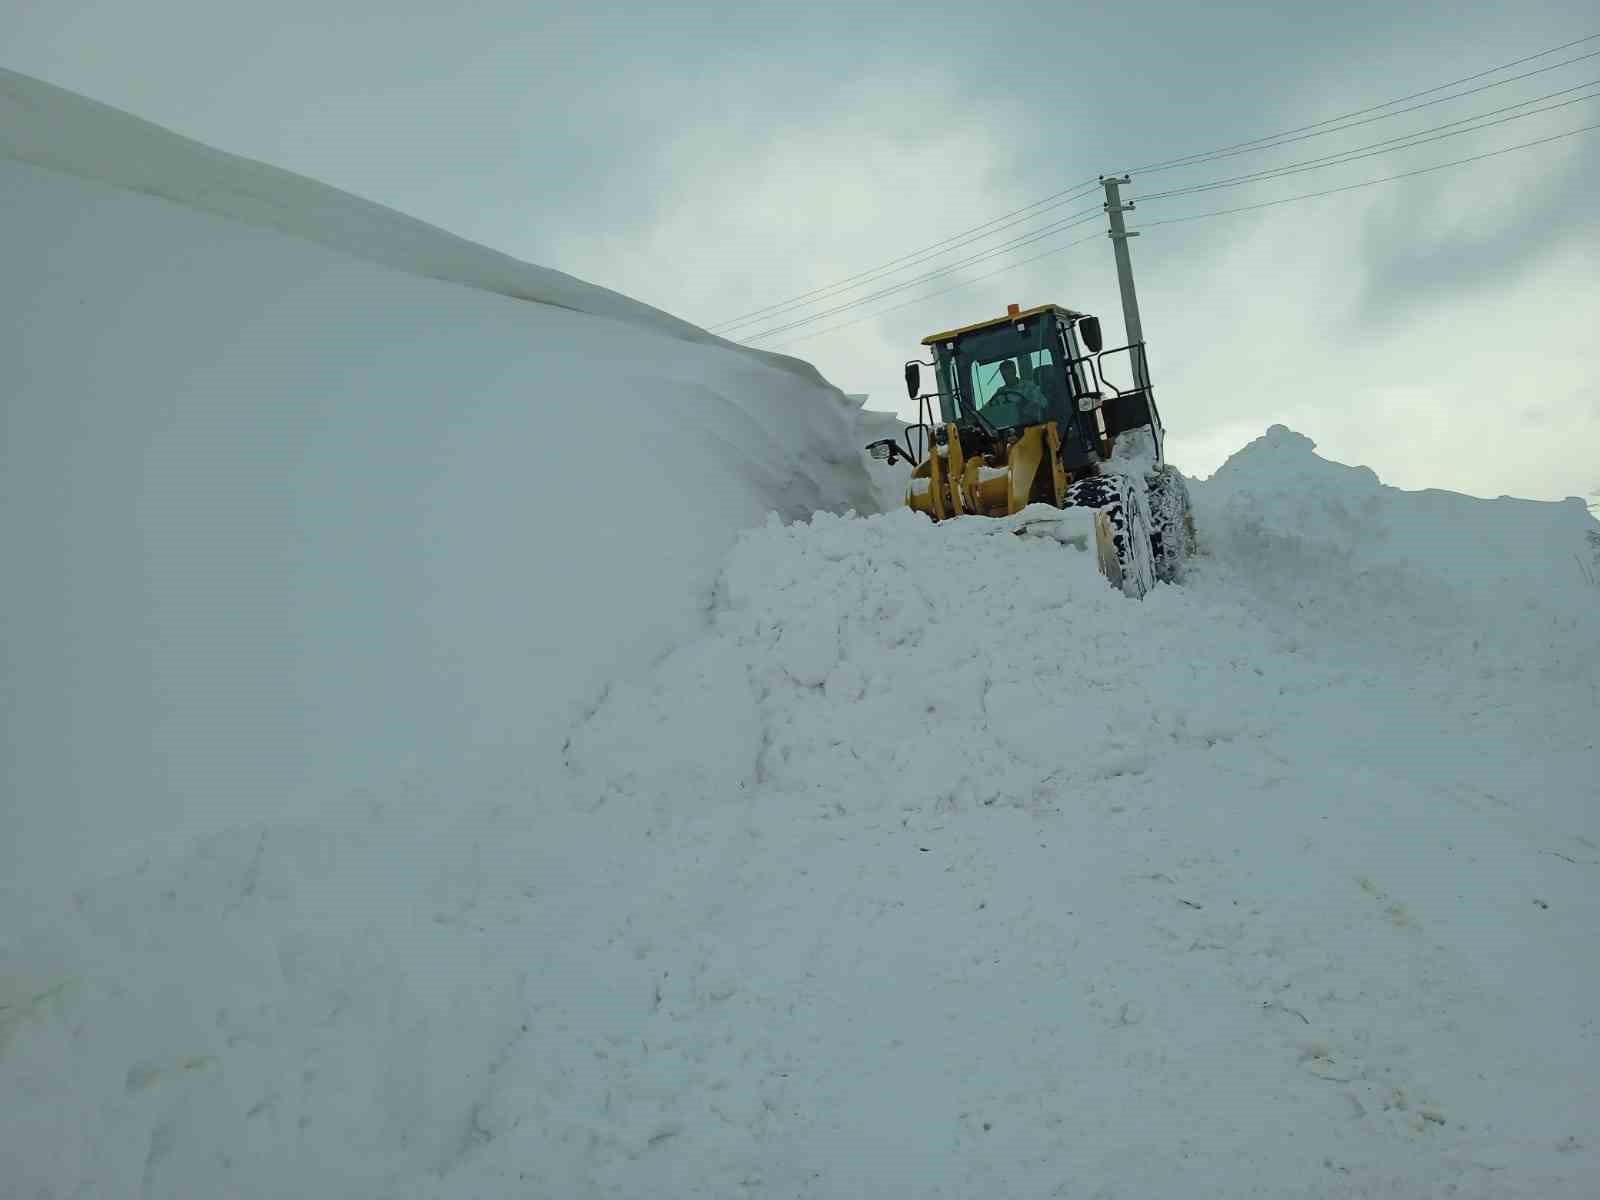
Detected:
left=866, top=302, right=1194, bottom=597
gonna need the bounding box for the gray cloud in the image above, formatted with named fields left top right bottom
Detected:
left=1353, top=148, right=1600, bottom=324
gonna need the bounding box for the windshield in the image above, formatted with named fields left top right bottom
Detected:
left=934, top=315, right=1061, bottom=430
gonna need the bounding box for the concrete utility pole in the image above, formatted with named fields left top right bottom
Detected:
left=1100, top=175, right=1150, bottom=395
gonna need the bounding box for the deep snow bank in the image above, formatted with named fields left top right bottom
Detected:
left=529, top=445, right=1598, bottom=1197
left=1197, top=424, right=1598, bottom=628
left=5, top=427, right=1594, bottom=1198
left=1194, top=425, right=1598, bottom=751
left=0, top=94, right=875, bottom=887
left=0, top=66, right=817, bottom=380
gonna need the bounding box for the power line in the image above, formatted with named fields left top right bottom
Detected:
left=749, top=90, right=1599, bottom=345
left=1127, top=52, right=1600, bottom=187
left=739, top=207, right=1104, bottom=342
left=1122, top=33, right=1600, bottom=175
left=710, top=180, right=1101, bottom=335
left=716, top=33, right=1598, bottom=335
left=1135, top=82, right=1600, bottom=202
left=766, top=233, right=1107, bottom=351
left=707, top=179, right=1099, bottom=333
left=741, top=206, right=1102, bottom=342
left=769, top=121, right=1599, bottom=350
left=1138, top=122, right=1600, bottom=230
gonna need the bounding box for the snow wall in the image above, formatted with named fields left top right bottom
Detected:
left=0, top=68, right=821, bottom=366
left=0, top=69, right=878, bottom=889
left=5, top=422, right=1594, bottom=1198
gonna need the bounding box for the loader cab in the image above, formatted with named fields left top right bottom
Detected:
left=916, top=302, right=1162, bottom=467
left=922, top=304, right=1101, bottom=468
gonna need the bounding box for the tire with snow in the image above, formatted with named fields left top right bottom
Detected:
left=1145, top=463, right=1196, bottom=583
left=1066, top=473, right=1157, bottom=599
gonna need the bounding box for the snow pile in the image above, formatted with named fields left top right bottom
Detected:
left=9, top=425, right=1594, bottom=1196
left=0, top=66, right=820, bottom=376
left=547, top=466, right=1596, bottom=1197
left=1195, top=425, right=1598, bottom=786
left=1198, top=424, right=1598, bottom=634
left=0, top=82, right=875, bottom=887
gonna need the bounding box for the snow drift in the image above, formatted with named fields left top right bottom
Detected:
left=0, top=66, right=824, bottom=371
left=6, top=415, right=1596, bottom=1196
left=0, top=70, right=876, bottom=887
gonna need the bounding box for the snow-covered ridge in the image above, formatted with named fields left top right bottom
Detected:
left=1, top=75, right=877, bottom=888
left=1197, top=425, right=1599, bottom=674
left=0, top=66, right=818, bottom=382
left=6, top=423, right=1595, bottom=1197
left=1201, top=425, right=1597, bottom=606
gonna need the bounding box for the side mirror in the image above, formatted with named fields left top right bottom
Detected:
left=1078, top=316, right=1103, bottom=354
left=904, top=361, right=921, bottom=400
left=865, top=438, right=902, bottom=465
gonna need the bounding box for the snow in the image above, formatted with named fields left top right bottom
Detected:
left=1109, top=423, right=1160, bottom=466
left=0, top=77, right=875, bottom=887
left=0, top=67, right=824, bottom=383
left=10, top=417, right=1597, bottom=1196
left=992, top=502, right=1097, bottom=550
left=5, top=75, right=1600, bottom=1200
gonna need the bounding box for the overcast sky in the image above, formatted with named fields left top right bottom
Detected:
left=4, top=0, right=1596, bottom=503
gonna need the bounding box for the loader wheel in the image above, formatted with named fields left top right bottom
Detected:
left=1066, top=473, right=1156, bottom=599
left=1146, top=464, right=1196, bottom=582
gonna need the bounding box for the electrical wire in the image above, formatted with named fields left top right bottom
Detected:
left=739, top=206, right=1104, bottom=342
left=747, top=92, right=1599, bottom=344
left=1134, top=82, right=1600, bottom=202
left=1121, top=34, right=1600, bottom=175
left=707, top=179, right=1100, bottom=333
left=765, top=232, right=1107, bottom=351
left=766, top=121, right=1599, bottom=349
left=715, top=33, right=1597, bottom=334
left=1138, top=122, right=1600, bottom=230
